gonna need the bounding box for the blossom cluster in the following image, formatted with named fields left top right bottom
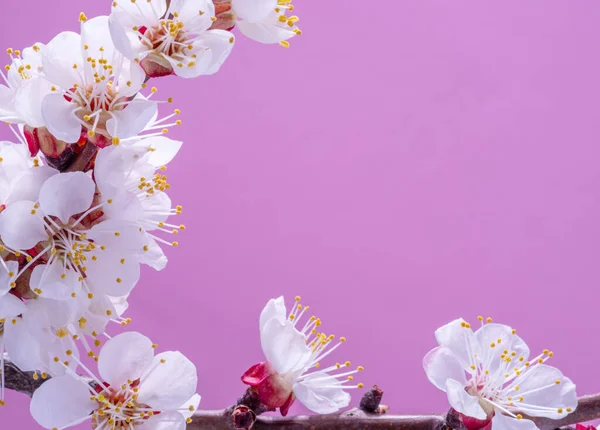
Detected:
left=0, top=0, right=301, bottom=423
left=0, top=1, right=585, bottom=430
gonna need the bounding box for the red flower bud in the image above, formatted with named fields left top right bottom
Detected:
left=241, top=362, right=296, bottom=416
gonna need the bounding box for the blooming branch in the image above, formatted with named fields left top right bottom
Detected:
left=3, top=361, right=600, bottom=430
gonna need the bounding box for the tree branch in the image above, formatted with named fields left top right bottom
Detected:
left=4, top=355, right=599, bottom=429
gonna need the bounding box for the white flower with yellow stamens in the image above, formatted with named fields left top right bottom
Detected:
left=0, top=171, right=145, bottom=301
left=40, top=14, right=155, bottom=146
left=242, top=296, right=364, bottom=416
left=423, top=317, right=577, bottom=430
left=30, top=331, right=200, bottom=430
left=109, top=0, right=235, bottom=78
left=94, top=135, right=184, bottom=271
left=231, top=0, right=300, bottom=47
left=0, top=44, right=54, bottom=127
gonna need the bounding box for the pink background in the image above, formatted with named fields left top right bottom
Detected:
left=3, top=1, right=600, bottom=428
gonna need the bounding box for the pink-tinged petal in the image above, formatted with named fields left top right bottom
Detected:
left=180, top=394, right=202, bottom=419
left=39, top=172, right=95, bottom=223
left=503, top=364, right=577, bottom=419
left=293, top=373, right=351, bottom=414
left=142, top=411, right=186, bottom=430
left=30, top=375, right=96, bottom=430
left=169, top=0, right=214, bottom=26
left=106, top=99, right=157, bottom=139
left=231, top=0, right=277, bottom=22
left=0, top=294, right=26, bottom=319
left=137, top=351, right=197, bottom=410
left=41, top=93, right=81, bottom=144
left=445, top=378, right=487, bottom=420
left=242, top=361, right=274, bottom=386
left=261, top=317, right=311, bottom=375
left=259, top=296, right=287, bottom=330
left=0, top=260, right=18, bottom=296
left=0, top=200, right=47, bottom=250
left=140, top=54, right=174, bottom=78
left=423, top=346, right=468, bottom=391
left=98, top=331, right=155, bottom=387
left=237, top=19, right=295, bottom=44
left=491, top=412, right=539, bottom=430
left=43, top=31, right=83, bottom=90
left=29, top=263, right=78, bottom=300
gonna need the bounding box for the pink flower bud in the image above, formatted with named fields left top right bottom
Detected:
left=140, top=54, right=175, bottom=79
left=241, top=362, right=296, bottom=416
left=211, top=0, right=237, bottom=31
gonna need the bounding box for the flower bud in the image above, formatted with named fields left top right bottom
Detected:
left=241, top=362, right=295, bottom=416
left=446, top=408, right=492, bottom=430
left=211, top=0, right=237, bottom=31
left=232, top=406, right=256, bottom=429
left=140, top=54, right=175, bottom=79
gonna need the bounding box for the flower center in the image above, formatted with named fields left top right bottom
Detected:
left=92, top=382, right=155, bottom=428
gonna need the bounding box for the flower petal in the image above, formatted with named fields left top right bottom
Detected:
left=3, top=317, right=44, bottom=372
left=445, top=378, right=487, bottom=420
left=98, top=331, right=155, bottom=387
left=142, top=411, right=186, bottom=430
left=237, top=19, right=296, bottom=44
left=503, top=364, right=577, bottom=419
left=293, top=373, right=351, bottom=414
left=29, top=262, right=78, bottom=300
left=474, top=323, right=530, bottom=371
left=43, top=31, right=83, bottom=90
left=39, top=172, right=95, bottom=224
left=41, top=93, right=82, bottom=144
left=9, top=165, right=57, bottom=205
left=231, top=0, right=277, bottom=22
left=259, top=296, right=287, bottom=330
left=0, top=260, right=18, bottom=296
left=106, top=98, right=157, bottom=139
left=14, top=78, right=54, bottom=128
left=133, top=136, right=182, bottom=167
left=85, top=250, right=140, bottom=296
left=0, top=200, right=47, bottom=250
left=180, top=394, right=202, bottom=419
left=435, top=318, right=478, bottom=370
left=137, top=351, right=198, bottom=410
left=169, top=0, right=214, bottom=25
left=138, top=235, right=168, bottom=271
left=423, top=346, right=468, bottom=391
left=260, top=317, right=311, bottom=375
left=0, top=294, right=26, bottom=319
left=30, top=375, right=96, bottom=430
left=491, top=411, right=539, bottom=430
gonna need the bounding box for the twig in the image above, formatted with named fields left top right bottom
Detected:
left=4, top=356, right=599, bottom=429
